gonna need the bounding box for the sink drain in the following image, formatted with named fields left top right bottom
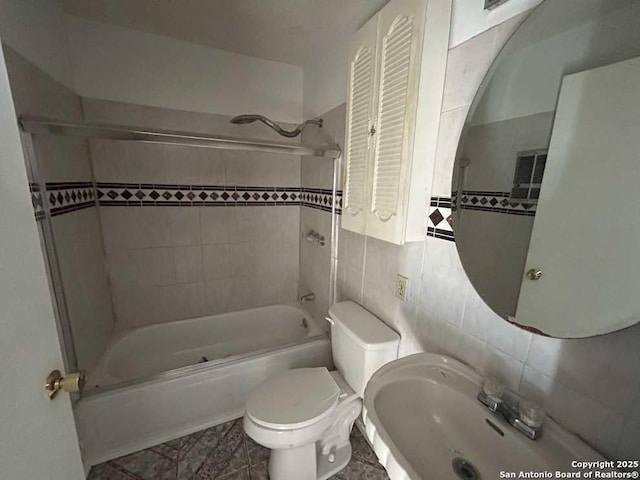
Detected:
left=452, top=458, right=480, bottom=480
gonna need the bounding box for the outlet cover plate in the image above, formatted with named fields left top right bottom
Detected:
left=395, top=274, right=409, bottom=301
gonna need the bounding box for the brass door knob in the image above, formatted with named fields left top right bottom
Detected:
left=45, top=369, right=86, bottom=399
left=526, top=268, right=543, bottom=281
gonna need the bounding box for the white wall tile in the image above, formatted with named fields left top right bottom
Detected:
left=415, top=308, right=460, bottom=356
left=228, top=207, right=256, bottom=244
left=174, top=246, right=203, bottom=284
left=229, top=241, right=255, bottom=278
left=442, top=28, right=497, bottom=112
left=520, top=366, right=625, bottom=458
left=338, top=228, right=366, bottom=273
left=526, top=325, right=640, bottom=413
left=168, top=207, right=201, bottom=246
left=202, top=244, right=231, bottom=281
left=462, top=285, right=532, bottom=361
left=203, top=279, right=231, bottom=315
left=433, top=106, right=467, bottom=196
left=419, top=238, right=469, bottom=327
left=200, top=207, right=231, bottom=245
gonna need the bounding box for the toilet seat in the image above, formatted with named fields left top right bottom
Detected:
left=246, top=367, right=341, bottom=430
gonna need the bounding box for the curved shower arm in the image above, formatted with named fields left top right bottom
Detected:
left=230, top=114, right=323, bottom=138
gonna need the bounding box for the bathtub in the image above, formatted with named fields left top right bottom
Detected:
left=75, top=304, right=332, bottom=466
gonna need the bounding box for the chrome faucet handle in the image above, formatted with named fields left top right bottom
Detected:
left=477, top=390, right=503, bottom=412
left=477, top=390, right=543, bottom=440
left=299, top=292, right=316, bottom=302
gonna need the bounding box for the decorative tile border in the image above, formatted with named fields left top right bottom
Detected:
left=427, top=196, right=454, bottom=242
left=47, top=182, right=96, bottom=217
left=29, top=182, right=45, bottom=221
left=28, top=180, right=342, bottom=220
left=453, top=190, right=537, bottom=216
left=96, top=183, right=343, bottom=214
left=30, top=182, right=96, bottom=221
left=301, top=188, right=343, bottom=214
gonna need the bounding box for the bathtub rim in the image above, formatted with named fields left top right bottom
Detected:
left=84, top=324, right=328, bottom=398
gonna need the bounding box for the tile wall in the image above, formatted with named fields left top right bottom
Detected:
left=82, top=98, right=306, bottom=329
left=3, top=45, right=115, bottom=372
left=299, top=104, right=345, bottom=329
left=335, top=14, right=640, bottom=459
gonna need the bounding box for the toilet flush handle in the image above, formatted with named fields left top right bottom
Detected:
left=325, top=317, right=335, bottom=326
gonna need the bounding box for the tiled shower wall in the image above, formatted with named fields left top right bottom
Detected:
left=335, top=15, right=640, bottom=459
left=83, top=98, right=302, bottom=329
left=299, top=104, right=345, bottom=328
left=3, top=46, right=115, bottom=372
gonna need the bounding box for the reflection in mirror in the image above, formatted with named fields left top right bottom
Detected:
left=452, top=0, right=640, bottom=338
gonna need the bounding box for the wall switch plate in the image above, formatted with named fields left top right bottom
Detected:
left=395, top=274, right=409, bottom=301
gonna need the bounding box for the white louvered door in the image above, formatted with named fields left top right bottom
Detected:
left=342, top=14, right=378, bottom=235
left=367, top=0, right=426, bottom=244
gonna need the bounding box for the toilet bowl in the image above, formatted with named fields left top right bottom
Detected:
left=243, top=301, right=400, bottom=480
left=244, top=368, right=361, bottom=480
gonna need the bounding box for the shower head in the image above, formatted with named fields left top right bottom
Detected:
left=230, top=114, right=322, bottom=138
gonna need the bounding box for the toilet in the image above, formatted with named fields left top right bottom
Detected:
left=243, top=301, right=400, bottom=480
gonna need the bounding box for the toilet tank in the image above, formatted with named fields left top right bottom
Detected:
left=328, top=301, right=400, bottom=397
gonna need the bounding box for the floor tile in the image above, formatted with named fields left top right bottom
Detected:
left=193, top=420, right=246, bottom=479
left=178, top=421, right=236, bottom=479
left=245, top=436, right=269, bottom=467
left=87, top=417, right=389, bottom=480
left=219, top=466, right=251, bottom=480
left=110, top=448, right=176, bottom=480
left=350, top=428, right=379, bottom=466
left=87, top=463, right=140, bottom=480
left=335, top=457, right=390, bottom=480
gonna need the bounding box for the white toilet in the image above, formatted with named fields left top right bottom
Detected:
left=244, top=301, right=400, bottom=480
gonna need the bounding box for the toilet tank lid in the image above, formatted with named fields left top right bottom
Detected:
left=329, top=301, right=400, bottom=351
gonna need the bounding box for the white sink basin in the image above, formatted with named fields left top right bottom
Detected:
left=362, top=354, right=604, bottom=480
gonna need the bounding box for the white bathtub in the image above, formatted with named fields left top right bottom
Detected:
left=75, top=304, right=332, bottom=466
left=89, top=304, right=324, bottom=388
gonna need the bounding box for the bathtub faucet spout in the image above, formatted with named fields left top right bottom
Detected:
left=299, top=293, right=315, bottom=303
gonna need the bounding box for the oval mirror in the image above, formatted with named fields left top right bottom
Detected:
left=452, top=0, right=640, bottom=338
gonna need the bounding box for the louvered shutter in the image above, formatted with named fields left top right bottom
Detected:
left=371, top=14, right=415, bottom=221
left=342, top=15, right=378, bottom=234
left=345, top=47, right=374, bottom=215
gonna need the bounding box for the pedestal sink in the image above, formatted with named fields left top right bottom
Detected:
left=362, top=354, right=604, bottom=480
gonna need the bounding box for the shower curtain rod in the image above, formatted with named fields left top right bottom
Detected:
left=19, top=116, right=341, bottom=159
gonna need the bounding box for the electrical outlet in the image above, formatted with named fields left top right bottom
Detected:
left=395, top=274, right=409, bottom=301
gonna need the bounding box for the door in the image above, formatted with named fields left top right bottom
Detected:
left=342, top=12, right=379, bottom=235
left=0, top=43, right=86, bottom=479
left=516, top=56, right=640, bottom=337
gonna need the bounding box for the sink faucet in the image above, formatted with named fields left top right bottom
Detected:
left=478, top=390, right=542, bottom=440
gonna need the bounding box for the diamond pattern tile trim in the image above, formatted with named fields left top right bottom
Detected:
left=96, top=183, right=343, bottom=214
left=427, top=196, right=454, bottom=243
left=35, top=182, right=96, bottom=219
left=452, top=190, right=537, bottom=217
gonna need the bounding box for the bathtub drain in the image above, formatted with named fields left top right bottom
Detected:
left=452, top=458, right=480, bottom=480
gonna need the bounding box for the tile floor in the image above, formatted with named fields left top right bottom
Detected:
left=87, top=417, right=390, bottom=480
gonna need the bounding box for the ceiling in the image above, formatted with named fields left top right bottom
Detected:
left=58, top=0, right=389, bottom=66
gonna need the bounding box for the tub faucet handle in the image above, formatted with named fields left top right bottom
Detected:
left=299, top=292, right=315, bottom=302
